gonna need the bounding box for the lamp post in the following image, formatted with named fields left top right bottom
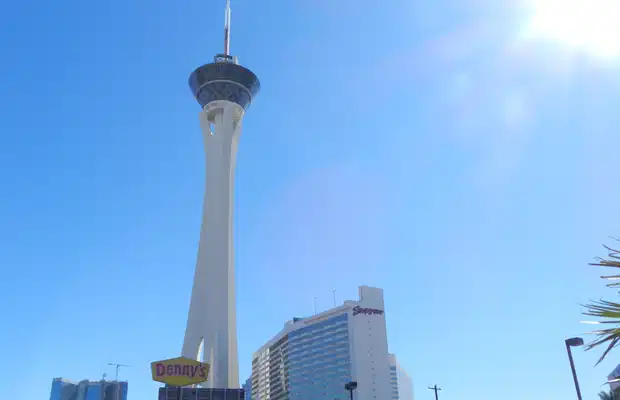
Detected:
left=107, top=363, right=130, bottom=400
left=344, top=381, right=357, bottom=400
left=565, top=337, right=584, bottom=400
left=107, top=363, right=131, bottom=381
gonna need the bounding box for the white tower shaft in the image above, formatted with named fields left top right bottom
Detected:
left=182, top=100, right=244, bottom=389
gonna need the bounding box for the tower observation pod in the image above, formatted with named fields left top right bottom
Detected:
left=182, top=0, right=260, bottom=390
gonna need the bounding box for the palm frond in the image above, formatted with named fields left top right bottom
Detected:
left=582, top=240, right=620, bottom=364
left=599, top=389, right=620, bottom=400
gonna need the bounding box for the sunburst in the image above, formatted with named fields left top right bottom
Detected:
left=521, top=0, right=620, bottom=59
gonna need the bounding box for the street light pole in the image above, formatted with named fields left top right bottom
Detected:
left=428, top=385, right=441, bottom=400
left=344, top=381, right=357, bottom=400
left=108, top=363, right=131, bottom=381
left=565, top=337, right=584, bottom=400
left=108, top=363, right=130, bottom=400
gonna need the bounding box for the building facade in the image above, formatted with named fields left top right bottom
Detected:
left=251, top=286, right=391, bottom=400
left=50, top=378, right=128, bottom=400
left=158, top=387, right=244, bottom=400
left=388, top=354, right=414, bottom=400
left=242, top=378, right=252, bottom=400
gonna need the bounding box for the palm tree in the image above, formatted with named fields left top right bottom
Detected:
left=582, top=239, right=620, bottom=364
left=599, top=389, right=618, bottom=400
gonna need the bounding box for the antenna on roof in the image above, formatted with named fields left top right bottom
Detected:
left=224, top=0, right=231, bottom=56
left=313, top=297, right=317, bottom=315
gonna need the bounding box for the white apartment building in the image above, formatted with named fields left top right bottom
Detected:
left=388, top=354, right=414, bottom=400
left=251, top=286, right=400, bottom=400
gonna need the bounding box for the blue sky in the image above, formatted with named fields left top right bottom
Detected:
left=2, top=0, right=620, bottom=399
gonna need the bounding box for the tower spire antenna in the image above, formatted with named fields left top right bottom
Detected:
left=224, top=0, right=231, bottom=56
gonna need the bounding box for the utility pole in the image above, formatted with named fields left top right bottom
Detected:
left=428, top=385, right=442, bottom=400
left=108, top=363, right=131, bottom=381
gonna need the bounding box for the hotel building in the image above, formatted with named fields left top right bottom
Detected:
left=388, top=354, right=413, bottom=400
left=250, top=286, right=395, bottom=400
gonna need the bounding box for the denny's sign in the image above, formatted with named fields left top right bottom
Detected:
left=150, top=356, right=209, bottom=386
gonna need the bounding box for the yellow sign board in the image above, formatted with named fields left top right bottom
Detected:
left=150, top=356, right=209, bottom=386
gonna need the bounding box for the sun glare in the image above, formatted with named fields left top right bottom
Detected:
left=523, top=0, right=620, bottom=58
